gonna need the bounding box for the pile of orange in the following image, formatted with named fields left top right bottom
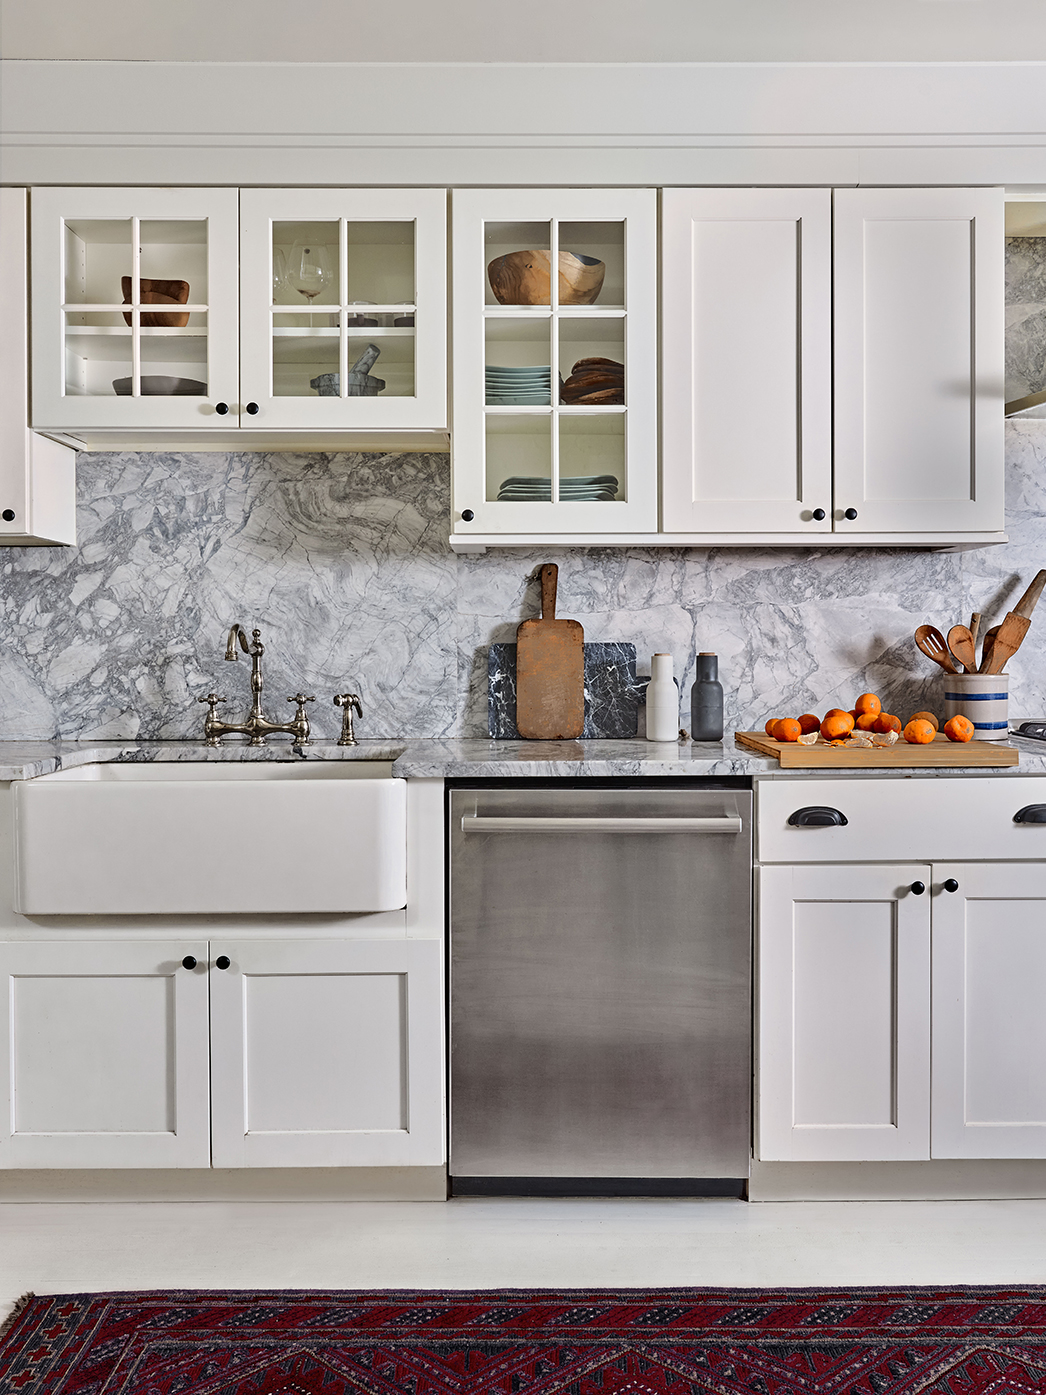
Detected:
left=763, top=694, right=974, bottom=744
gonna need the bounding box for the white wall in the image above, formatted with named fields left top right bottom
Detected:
left=5, top=0, right=1046, bottom=62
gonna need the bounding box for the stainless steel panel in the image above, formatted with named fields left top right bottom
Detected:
left=450, top=786, right=752, bottom=1178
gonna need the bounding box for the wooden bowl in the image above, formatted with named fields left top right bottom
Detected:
left=487, top=250, right=606, bottom=306
left=121, top=277, right=190, bottom=328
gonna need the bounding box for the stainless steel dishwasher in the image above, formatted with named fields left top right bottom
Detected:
left=449, top=780, right=753, bottom=1195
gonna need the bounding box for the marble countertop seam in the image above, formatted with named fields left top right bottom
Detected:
left=1, top=737, right=1046, bottom=781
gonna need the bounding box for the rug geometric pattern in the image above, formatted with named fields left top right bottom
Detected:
left=2, top=1286, right=1045, bottom=1395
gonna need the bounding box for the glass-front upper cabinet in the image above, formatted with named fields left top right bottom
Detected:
left=451, top=189, right=656, bottom=537
left=239, top=189, right=447, bottom=429
left=31, top=188, right=239, bottom=430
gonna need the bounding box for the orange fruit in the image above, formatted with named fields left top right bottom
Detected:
left=874, top=713, right=902, bottom=734
left=765, top=718, right=779, bottom=736
left=820, top=711, right=855, bottom=740
left=944, top=714, right=974, bottom=743
left=904, top=718, right=937, bottom=744
left=775, top=718, right=801, bottom=743
left=910, top=710, right=939, bottom=731
left=855, top=712, right=880, bottom=731
left=848, top=709, right=860, bottom=720
left=824, top=708, right=848, bottom=721
left=854, top=693, right=882, bottom=716
left=797, top=714, right=820, bottom=734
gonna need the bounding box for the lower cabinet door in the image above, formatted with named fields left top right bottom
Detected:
left=757, top=864, right=931, bottom=1161
left=209, top=939, right=444, bottom=1167
left=0, top=941, right=210, bottom=1168
left=932, top=862, right=1046, bottom=1159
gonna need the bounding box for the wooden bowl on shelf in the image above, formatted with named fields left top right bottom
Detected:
left=487, top=250, right=606, bottom=306
left=121, top=277, right=191, bottom=328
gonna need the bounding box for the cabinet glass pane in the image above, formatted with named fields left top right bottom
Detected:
left=346, top=220, right=415, bottom=307
left=484, top=222, right=553, bottom=306
left=485, top=317, right=551, bottom=406
left=139, top=219, right=208, bottom=307
left=273, top=222, right=341, bottom=318
left=63, top=218, right=131, bottom=305
left=559, top=317, right=625, bottom=405
left=559, top=414, right=625, bottom=502
left=558, top=221, right=625, bottom=308
left=485, top=415, right=552, bottom=502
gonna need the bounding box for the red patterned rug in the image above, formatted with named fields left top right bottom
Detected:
left=1, top=1286, right=1045, bottom=1394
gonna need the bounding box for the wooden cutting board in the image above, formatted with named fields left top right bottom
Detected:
left=735, top=730, right=1019, bottom=768
left=516, top=563, right=584, bottom=739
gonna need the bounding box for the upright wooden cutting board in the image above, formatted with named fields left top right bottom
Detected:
left=516, top=564, right=585, bottom=739
left=735, top=730, right=1018, bottom=767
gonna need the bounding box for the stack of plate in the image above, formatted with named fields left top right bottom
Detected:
left=496, top=475, right=619, bottom=502
left=485, top=365, right=551, bottom=406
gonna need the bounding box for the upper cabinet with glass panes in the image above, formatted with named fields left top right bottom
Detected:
left=30, top=188, right=446, bottom=434
left=451, top=189, right=656, bottom=537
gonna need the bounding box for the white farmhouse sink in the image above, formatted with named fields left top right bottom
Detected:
left=13, top=761, right=406, bottom=915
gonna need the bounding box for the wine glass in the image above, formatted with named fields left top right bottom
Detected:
left=272, top=247, right=289, bottom=304
left=287, top=240, right=331, bottom=326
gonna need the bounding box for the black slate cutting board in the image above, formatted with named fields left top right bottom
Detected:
left=488, top=642, right=644, bottom=739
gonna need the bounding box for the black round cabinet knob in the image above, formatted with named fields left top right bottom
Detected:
left=215, top=955, right=231, bottom=970
left=214, top=402, right=230, bottom=416
left=181, top=955, right=197, bottom=970
left=844, top=507, right=859, bottom=521
left=943, top=878, right=959, bottom=893
left=910, top=881, right=926, bottom=895
left=245, top=402, right=259, bottom=415
left=1, top=509, right=15, bottom=522
left=812, top=508, right=826, bottom=521
left=461, top=509, right=474, bottom=522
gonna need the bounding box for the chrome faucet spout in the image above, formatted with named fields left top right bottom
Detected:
left=225, top=624, right=251, bottom=662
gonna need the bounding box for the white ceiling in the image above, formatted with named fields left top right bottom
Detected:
left=4, top=0, right=1046, bottom=63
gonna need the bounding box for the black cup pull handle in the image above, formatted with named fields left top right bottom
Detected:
left=943, top=878, right=959, bottom=893
left=1014, top=805, right=1046, bottom=824
left=910, top=881, right=926, bottom=895
left=181, top=955, right=197, bottom=970
left=787, top=806, right=848, bottom=827
left=215, top=955, right=231, bottom=970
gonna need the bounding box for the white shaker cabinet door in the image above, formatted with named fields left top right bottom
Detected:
left=833, top=187, right=1004, bottom=535
left=0, top=941, right=210, bottom=1169
left=932, top=862, right=1046, bottom=1159
left=757, top=864, right=931, bottom=1161
left=661, top=188, right=832, bottom=534
left=210, top=939, right=444, bottom=1168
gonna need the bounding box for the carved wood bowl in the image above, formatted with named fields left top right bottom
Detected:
left=121, top=277, right=191, bottom=328
left=487, top=250, right=606, bottom=306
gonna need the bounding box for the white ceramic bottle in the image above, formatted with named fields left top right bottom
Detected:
left=646, top=653, right=679, bottom=742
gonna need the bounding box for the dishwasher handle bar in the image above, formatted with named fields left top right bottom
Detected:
left=461, top=815, right=743, bottom=834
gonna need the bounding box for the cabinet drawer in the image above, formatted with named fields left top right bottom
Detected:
left=757, top=777, right=1046, bottom=863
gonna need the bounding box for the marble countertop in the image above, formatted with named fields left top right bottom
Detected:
left=2, top=736, right=1046, bottom=781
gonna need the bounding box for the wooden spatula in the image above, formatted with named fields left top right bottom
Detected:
left=515, top=563, right=585, bottom=739
left=983, top=610, right=1031, bottom=675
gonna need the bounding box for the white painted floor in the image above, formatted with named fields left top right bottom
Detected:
left=3, top=1196, right=1046, bottom=1325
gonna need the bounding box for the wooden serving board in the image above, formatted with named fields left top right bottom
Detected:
left=515, top=563, right=585, bottom=739
left=735, top=730, right=1019, bottom=768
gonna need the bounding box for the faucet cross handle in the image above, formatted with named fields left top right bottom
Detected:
left=334, top=692, right=363, bottom=747
left=196, top=692, right=227, bottom=708
left=288, top=694, right=316, bottom=706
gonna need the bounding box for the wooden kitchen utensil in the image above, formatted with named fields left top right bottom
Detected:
left=969, top=611, right=981, bottom=655
left=515, top=563, right=585, bottom=739
left=982, top=610, right=1031, bottom=675
left=979, top=623, right=999, bottom=672
left=947, top=624, right=977, bottom=673
left=1012, top=568, right=1046, bottom=620
left=915, top=624, right=958, bottom=673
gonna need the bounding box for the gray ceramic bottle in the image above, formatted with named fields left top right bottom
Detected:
left=690, top=651, right=724, bottom=742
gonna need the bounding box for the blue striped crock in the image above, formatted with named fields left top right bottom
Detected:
left=941, top=672, right=1009, bottom=740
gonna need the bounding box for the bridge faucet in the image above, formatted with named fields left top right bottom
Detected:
left=197, top=624, right=314, bottom=747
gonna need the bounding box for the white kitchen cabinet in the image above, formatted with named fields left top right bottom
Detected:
left=239, top=188, right=446, bottom=431
left=210, top=938, right=444, bottom=1168
left=0, top=940, right=211, bottom=1168
left=0, top=938, right=443, bottom=1170
left=757, top=863, right=932, bottom=1162
left=661, top=189, right=833, bottom=535
left=451, top=188, right=657, bottom=538
left=0, top=189, right=76, bottom=545
left=662, top=186, right=1004, bottom=541
left=30, top=186, right=446, bottom=438
left=932, top=861, right=1046, bottom=1159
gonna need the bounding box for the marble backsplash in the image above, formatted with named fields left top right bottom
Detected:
left=1, top=423, right=1046, bottom=744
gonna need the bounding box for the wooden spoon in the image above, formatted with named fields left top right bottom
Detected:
left=983, top=610, right=1031, bottom=675
left=915, top=624, right=958, bottom=674
left=947, top=624, right=977, bottom=673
